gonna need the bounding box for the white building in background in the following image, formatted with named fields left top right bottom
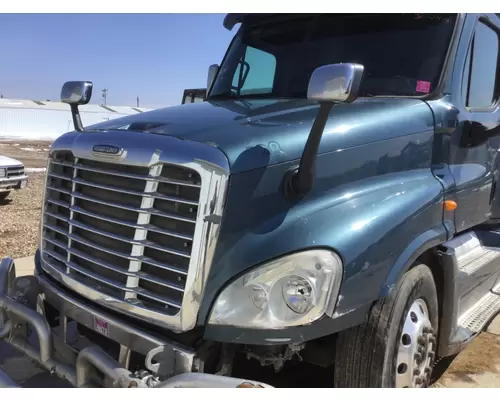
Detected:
left=0, top=98, right=155, bottom=140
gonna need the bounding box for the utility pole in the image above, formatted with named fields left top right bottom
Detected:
left=136, top=96, right=140, bottom=108
left=101, top=88, right=108, bottom=105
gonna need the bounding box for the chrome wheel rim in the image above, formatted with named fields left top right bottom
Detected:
left=395, top=298, right=436, bottom=388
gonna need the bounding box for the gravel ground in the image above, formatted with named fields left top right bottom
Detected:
left=434, top=332, right=500, bottom=387
left=0, top=140, right=50, bottom=259
left=0, top=173, right=45, bottom=259
left=1, top=139, right=500, bottom=387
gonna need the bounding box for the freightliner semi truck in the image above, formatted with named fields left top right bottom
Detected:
left=2, top=13, right=500, bottom=388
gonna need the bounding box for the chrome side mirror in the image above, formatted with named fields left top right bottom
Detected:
left=207, top=64, right=220, bottom=92
left=307, top=63, right=364, bottom=104
left=286, top=63, right=365, bottom=198
left=61, top=81, right=93, bottom=105
left=61, top=81, right=93, bottom=132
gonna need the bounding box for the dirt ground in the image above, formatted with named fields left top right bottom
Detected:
left=0, top=139, right=500, bottom=387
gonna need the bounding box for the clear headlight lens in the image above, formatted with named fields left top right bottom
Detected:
left=0, top=169, right=5, bottom=178
left=208, top=249, right=343, bottom=329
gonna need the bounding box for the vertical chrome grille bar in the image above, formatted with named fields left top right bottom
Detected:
left=124, top=152, right=162, bottom=300
left=66, top=157, right=78, bottom=274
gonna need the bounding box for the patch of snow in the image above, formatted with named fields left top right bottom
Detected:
left=19, top=147, right=41, bottom=152
left=0, top=132, right=62, bottom=140
left=25, top=168, right=47, bottom=173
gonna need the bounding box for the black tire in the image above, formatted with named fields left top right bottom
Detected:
left=333, top=263, right=439, bottom=388
left=0, top=191, right=10, bottom=201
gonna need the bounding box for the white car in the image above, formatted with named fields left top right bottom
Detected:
left=0, top=156, right=28, bottom=200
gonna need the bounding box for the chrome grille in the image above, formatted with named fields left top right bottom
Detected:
left=7, top=166, right=24, bottom=177
left=41, top=150, right=203, bottom=318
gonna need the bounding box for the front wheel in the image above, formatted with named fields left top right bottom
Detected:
left=333, top=263, right=439, bottom=388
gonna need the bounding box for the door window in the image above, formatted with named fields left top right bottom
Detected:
left=464, top=21, right=500, bottom=109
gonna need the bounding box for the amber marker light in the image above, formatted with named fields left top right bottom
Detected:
left=443, top=200, right=457, bottom=211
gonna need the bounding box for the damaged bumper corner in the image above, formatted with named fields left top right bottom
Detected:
left=0, top=257, right=273, bottom=388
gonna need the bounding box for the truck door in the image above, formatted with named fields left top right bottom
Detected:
left=449, top=15, right=500, bottom=232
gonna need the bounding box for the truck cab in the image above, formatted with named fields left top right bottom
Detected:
left=1, top=13, right=500, bottom=388
left=181, top=88, right=206, bottom=104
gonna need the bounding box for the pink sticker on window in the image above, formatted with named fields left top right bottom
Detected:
left=416, top=80, right=431, bottom=93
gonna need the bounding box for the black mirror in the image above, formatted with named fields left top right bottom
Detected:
left=460, top=120, right=500, bottom=148
left=61, top=81, right=93, bottom=105
left=207, top=64, right=219, bottom=92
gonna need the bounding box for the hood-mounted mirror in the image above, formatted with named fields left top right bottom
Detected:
left=284, top=63, right=365, bottom=198
left=61, top=81, right=93, bottom=132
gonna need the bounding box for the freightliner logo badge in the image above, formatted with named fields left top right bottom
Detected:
left=92, top=144, right=122, bottom=156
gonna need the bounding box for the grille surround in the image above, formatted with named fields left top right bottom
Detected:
left=39, top=133, right=229, bottom=332
left=7, top=165, right=25, bottom=178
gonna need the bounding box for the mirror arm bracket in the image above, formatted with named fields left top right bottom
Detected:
left=70, top=104, right=85, bottom=132
left=284, top=102, right=334, bottom=199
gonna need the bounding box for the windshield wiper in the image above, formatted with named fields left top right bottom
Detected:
left=208, top=91, right=241, bottom=100
left=209, top=92, right=284, bottom=101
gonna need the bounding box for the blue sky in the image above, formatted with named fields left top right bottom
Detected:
left=0, top=13, right=235, bottom=108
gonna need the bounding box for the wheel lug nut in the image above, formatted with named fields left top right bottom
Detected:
left=418, top=346, right=425, bottom=354
left=414, top=354, right=422, bottom=363
left=422, top=327, right=429, bottom=334
left=424, top=367, right=431, bottom=374
left=413, top=368, right=421, bottom=376
left=418, top=337, right=425, bottom=345
left=415, top=377, right=423, bottom=385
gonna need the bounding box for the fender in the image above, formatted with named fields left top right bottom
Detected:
left=200, top=135, right=447, bottom=344
left=379, top=222, right=450, bottom=298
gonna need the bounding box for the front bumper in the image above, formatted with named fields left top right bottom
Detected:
left=0, top=175, right=28, bottom=192
left=0, top=257, right=272, bottom=388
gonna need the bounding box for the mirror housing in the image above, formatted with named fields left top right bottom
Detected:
left=307, top=63, right=364, bottom=104
left=61, top=81, right=93, bottom=105
left=207, top=64, right=219, bottom=92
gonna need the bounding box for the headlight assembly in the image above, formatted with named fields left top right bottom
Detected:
left=0, top=169, right=5, bottom=178
left=208, top=249, right=343, bottom=329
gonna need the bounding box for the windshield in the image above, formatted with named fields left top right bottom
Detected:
left=209, top=13, right=457, bottom=100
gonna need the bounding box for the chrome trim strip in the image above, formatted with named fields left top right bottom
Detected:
left=39, top=131, right=229, bottom=332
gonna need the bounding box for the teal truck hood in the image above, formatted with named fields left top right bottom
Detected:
left=87, top=98, right=435, bottom=174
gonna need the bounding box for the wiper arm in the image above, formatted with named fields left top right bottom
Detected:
left=209, top=92, right=280, bottom=101
left=88, top=127, right=150, bottom=133
left=208, top=91, right=240, bottom=100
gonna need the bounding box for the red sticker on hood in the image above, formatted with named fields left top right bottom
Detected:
left=416, top=80, right=431, bottom=93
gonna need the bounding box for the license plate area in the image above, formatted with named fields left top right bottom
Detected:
left=42, top=298, right=151, bottom=373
